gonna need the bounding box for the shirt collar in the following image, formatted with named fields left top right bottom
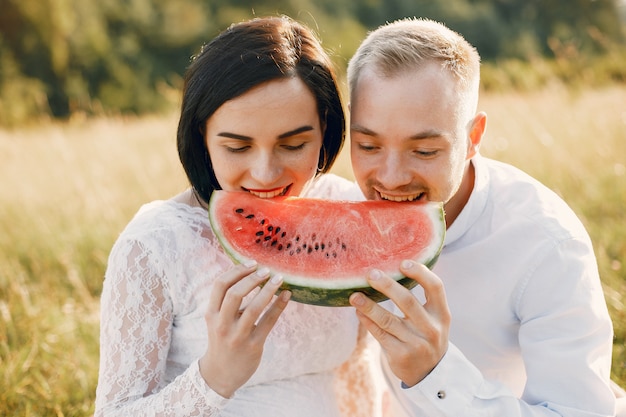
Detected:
left=444, top=154, right=490, bottom=246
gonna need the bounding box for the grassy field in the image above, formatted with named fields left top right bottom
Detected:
left=0, top=85, right=625, bottom=415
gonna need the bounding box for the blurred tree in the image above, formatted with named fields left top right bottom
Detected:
left=0, top=0, right=624, bottom=125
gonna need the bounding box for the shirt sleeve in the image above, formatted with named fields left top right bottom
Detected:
left=94, top=237, right=230, bottom=416
left=386, top=237, right=616, bottom=417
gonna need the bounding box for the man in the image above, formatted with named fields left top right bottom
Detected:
left=346, top=18, right=617, bottom=416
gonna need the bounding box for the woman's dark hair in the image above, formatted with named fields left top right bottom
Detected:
left=177, top=16, right=346, bottom=202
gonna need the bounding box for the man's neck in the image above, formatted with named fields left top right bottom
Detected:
left=443, top=161, right=475, bottom=229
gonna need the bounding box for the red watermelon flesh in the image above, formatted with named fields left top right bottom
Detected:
left=209, top=190, right=445, bottom=306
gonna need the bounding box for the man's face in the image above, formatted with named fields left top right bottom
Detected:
left=350, top=62, right=480, bottom=218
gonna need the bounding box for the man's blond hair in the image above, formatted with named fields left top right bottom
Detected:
left=348, top=18, right=481, bottom=98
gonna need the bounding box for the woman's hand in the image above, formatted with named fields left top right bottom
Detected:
left=349, top=260, right=450, bottom=387
left=199, top=261, right=291, bottom=398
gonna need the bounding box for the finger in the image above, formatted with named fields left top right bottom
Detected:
left=208, top=261, right=258, bottom=315
left=237, top=273, right=283, bottom=327
left=253, top=281, right=291, bottom=338
left=349, top=289, right=405, bottom=342
left=363, top=268, right=427, bottom=325
left=350, top=300, right=398, bottom=347
left=399, top=261, right=449, bottom=324
left=221, top=267, right=271, bottom=319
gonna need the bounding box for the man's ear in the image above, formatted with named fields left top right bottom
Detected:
left=467, top=111, right=487, bottom=159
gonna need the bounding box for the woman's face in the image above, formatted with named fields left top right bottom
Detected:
left=206, top=77, right=323, bottom=198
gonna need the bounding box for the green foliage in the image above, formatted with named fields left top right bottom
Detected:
left=0, top=0, right=625, bottom=126
left=0, top=0, right=626, bottom=126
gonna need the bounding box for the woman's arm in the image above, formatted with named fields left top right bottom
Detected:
left=95, top=239, right=228, bottom=416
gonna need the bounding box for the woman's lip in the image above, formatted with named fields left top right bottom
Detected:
left=244, top=186, right=287, bottom=193
left=243, top=185, right=291, bottom=198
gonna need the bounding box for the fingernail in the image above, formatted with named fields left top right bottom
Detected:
left=350, top=293, right=365, bottom=306
left=270, top=274, right=283, bottom=285
left=243, top=259, right=257, bottom=268
left=280, top=290, right=292, bottom=301
left=257, top=267, right=270, bottom=277
left=369, top=269, right=382, bottom=281
left=401, top=260, right=415, bottom=269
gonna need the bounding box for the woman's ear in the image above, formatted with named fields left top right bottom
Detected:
left=467, top=111, right=487, bottom=159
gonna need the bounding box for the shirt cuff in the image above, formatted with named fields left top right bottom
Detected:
left=402, top=343, right=483, bottom=414
left=191, top=359, right=231, bottom=409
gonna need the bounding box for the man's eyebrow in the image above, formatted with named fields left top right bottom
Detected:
left=408, top=129, right=444, bottom=140
left=351, top=123, right=443, bottom=140
left=350, top=123, right=377, bottom=136
left=216, top=125, right=314, bottom=141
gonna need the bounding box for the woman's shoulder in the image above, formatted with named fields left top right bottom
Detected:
left=304, top=173, right=364, bottom=201
left=114, top=198, right=209, bottom=247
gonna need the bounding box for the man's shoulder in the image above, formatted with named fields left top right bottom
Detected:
left=480, top=157, right=589, bottom=240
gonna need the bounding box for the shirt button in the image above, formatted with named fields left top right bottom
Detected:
left=437, top=390, right=446, bottom=399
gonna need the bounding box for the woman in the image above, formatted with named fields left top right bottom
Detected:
left=94, top=16, right=375, bottom=417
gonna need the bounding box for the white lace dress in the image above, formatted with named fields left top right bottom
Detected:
left=94, top=174, right=375, bottom=417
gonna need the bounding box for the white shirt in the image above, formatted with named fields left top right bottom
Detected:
left=384, top=155, right=616, bottom=416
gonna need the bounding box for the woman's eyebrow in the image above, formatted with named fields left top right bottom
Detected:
left=216, top=132, right=252, bottom=141
left=216, top=125, right=314, bottom=141
left=278, top=125, right=314, bottom=139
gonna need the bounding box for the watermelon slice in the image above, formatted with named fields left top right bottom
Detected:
left=208, top=191, right=445, bottom=307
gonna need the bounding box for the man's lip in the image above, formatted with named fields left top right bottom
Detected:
left=376, top=190, right=425, bottom=202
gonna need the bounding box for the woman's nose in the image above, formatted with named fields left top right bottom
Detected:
left=249, top=151, right=282, bottom=186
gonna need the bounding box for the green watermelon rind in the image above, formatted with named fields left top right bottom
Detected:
left=279, top=253, right=441, bottom=307
left=209, top=193, right=446, bottom=307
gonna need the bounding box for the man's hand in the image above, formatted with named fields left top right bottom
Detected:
left=349, top=260, right=450, bottom=387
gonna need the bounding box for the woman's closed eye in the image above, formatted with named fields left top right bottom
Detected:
left=225, top=145, right=251, bottom=153
left=281, top=142, right=306, bottom=151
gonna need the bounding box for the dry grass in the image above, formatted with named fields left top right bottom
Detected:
left=0, top=86, right=624, bottom=415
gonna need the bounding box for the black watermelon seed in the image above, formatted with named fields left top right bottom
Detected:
left=303, top=244, right=307, bottom=249
left=281, top=232, right=286, bottom=238
left=235, top=208, right=244, bottom=213
left=275, top=227, right=281, bottom=234
left=286, top=243, right=292, bottom=249
left=245, top=214, right=254, bottom=219
left=321, top=243, right=325, bottom=250
left=314, top=243, right=319, bottom=251
left=264, top=236, right=271, bottom=241
left=295, top=236, right=300, bottom=242
left=277, top=244, right=283, bottom=250
left=260, top=219, right=266, bottom=225
left=255, top=231, right=264, bottom=236
left=271, top=239, right=277, bottom=246
left=255, top=239, right=261, bottom=244
left=341, top=243, right=347, bottom=251
left=307, top=247, right=313, bottom=254
left=268, top=225, right=273, bottom=232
